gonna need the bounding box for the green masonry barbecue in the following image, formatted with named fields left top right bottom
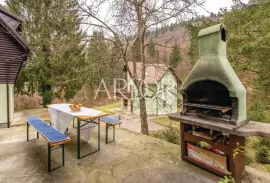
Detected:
left=169, top=24, right=249, bottom=183
left=180, top=23, right=246, bottom=124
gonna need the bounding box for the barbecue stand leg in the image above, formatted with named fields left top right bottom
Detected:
left=229, top=135, right=245, bottom=183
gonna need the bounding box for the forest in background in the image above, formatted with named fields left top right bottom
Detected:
left=4, top=0, right=269, bottom=123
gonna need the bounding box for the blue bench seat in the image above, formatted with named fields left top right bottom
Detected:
left=26, top=116, right=70, bottom=144
left=100, top=116, right=121, bottom=125
left=100, top=116, right=121, bottom=144
left=26, top=116, right=71, bottom=172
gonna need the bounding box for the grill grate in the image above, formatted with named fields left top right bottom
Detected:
left=184, top=103, right=232, bottom=111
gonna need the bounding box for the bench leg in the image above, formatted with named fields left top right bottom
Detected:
left=48, top=143, right=51, bottom=172
left=27, top=123, right=29, bottom=141
left=48, top=143, right=65, bottom=172
left=113, top=125, right=115, bottom=142
left=98, top=118, right=100, bottom=151
left=26, top=122, right=40, bottom=141
left=106, top=123, right=108, bottom=144
left=77, top=119, right=80, bottom=159
left=106, top=124, right=116, bottom=144
left=62, top=144, right=65, bottom=166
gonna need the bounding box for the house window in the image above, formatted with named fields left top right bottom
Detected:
left=163, top=100, right=166, bottom=107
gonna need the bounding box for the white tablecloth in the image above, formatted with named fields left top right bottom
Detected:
left=48, top=104, right=102, bottom=142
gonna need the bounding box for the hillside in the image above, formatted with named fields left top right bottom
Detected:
left=147, top=26, right=192, bottom=82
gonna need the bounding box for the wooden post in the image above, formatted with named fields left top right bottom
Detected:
left=229, top=135, right=245, bottom=183
left=6, top=61, right=10, bottom=128
left=180, top=123, right=187, bottom=159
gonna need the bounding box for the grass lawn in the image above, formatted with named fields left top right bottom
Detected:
left=151, top=116, right=180, bottom=129
left=151, top=106, right=181, bottom=129
left=93, top=102, right=121, bottom=114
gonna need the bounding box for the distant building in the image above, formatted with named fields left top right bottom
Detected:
left=120, top=62, right=181, bottom=116
left=0, top=6, right=30, bottom=128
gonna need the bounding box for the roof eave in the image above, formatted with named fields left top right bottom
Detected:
left=0, top=16, right=30, bottom=52
left=0, top=5, right=22, bottom=22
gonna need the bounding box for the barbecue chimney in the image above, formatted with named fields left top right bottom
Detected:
left=180, top=24, right=246, bottom=124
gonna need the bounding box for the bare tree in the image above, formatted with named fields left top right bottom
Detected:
left=76, top=0, right=205, bottom=135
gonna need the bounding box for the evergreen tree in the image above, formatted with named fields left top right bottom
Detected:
left=169, top=43, right=182, bottom=68
left=87, top=31, right=113, bottom=85
left=147, top=37, right=156, bottom=58
left=6, top=0, right=86, bottom=106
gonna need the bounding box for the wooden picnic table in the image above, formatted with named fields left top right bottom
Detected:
left=48, top=104, right=109, bottom=159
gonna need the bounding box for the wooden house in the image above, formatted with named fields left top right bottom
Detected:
left=121, top=62, right=181, bottom=116
left=0, top=5, right=30, bottom=128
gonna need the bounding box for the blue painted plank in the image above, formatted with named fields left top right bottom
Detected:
left=100, top=116, right=120, bottom=123
left=26, top=116, right=69, bottom=143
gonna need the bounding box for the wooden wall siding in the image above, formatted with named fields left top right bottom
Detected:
left=0, top=26, right=25, bottom=84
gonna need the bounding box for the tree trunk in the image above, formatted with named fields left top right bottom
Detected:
left=137, top=2, right=148, bottom=135
left=140, top=97, right=148, bottom=135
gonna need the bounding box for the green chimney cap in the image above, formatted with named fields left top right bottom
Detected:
left=198, top=24, right=225, bottom=37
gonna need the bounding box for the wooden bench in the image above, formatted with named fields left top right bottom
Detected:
left=26, top=116, right=71, bottom=172
left=100, top=116, right=122, bottom=144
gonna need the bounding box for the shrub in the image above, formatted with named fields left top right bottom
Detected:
left=14, top=94, right=42, bottom=111
left=151, top=126, right=180, bottom=145
left=261, top=138, right=270, bottom=147
left=255, top=146, right=270, bottom=164
left=253, top=137, right=270, bottom=150
left=245, top=152, right=253, bottom=165
left=248, top=101, right=267, bottom=122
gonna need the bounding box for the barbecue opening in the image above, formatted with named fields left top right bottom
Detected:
left=186, top=80, right=232, bottom=106
left=181, top=80, right=235, bottom=121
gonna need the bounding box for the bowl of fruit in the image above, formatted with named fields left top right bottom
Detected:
left=69, top=104, right=82, bottom=112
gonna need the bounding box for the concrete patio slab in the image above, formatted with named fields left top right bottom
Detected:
left=11, top=108, right=165, bottom=133
left=11, top=108, right=47, bottom=126
left=0, top=124, right=269, bottom=183
left=0, top=124, right=218, bottom=183
left=120, top=118, right=165, bottom=133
